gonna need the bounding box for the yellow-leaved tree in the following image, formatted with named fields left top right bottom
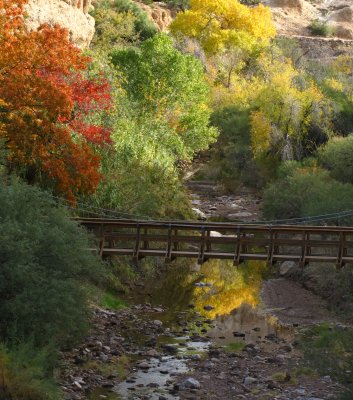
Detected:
left=170, top=0, right=276, bottom=56
left=249, top=58, right=332, bottom=160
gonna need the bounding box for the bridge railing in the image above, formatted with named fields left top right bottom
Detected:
left=77, top=218, right=353, bottom=267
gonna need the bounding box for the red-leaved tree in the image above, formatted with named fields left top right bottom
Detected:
left=0, top=0, right=112, bottom=202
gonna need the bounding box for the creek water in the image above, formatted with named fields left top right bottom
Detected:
left=90, top=259, right=293, bottom=400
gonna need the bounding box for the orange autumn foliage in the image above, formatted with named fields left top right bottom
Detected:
left=0, top=0, right=112, bottom=202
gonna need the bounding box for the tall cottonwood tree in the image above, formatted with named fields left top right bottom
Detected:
left=170, top=0, right=276, bottom=56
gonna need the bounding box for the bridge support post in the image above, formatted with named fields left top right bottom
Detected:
left=234, top=227, right=243, bottom=266
left=165, top=224, right=173, bottom=262
left=133, top=223, right=141, bottom=263
left=197, top=227, right=207, bottom=265
left=336, top=232, right=346, bottom=269
left=267, top=227, right=275, bottom=267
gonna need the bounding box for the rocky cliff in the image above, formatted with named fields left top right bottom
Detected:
left=264, top=0, right=353, bottom=40
left=134, top=1, right=176, bottom=32
left=25, top=0, right=95, bottom=48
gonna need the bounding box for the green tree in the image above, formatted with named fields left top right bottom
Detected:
left=99, top=0, right=157, bottom=40
left=92, top=6, right=138, bottom=51
left=111, top=34, right=218, bottom=161
left=209, top=106, right=264, bottom=190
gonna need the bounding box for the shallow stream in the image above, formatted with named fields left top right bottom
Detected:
left=90, top=258, right=294, bottom=400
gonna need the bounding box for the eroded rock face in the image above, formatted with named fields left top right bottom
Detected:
left=330, top=6, right=353, bottom=23
left=264, top=0, right=304, bottom=13
left=327, top=6, right=353, bottom=39
left=63, top=0, right=92, bottom=14
left=25, top=0, right=95, bottom=48
left=334, top=25, right=353, bottom=39
left=136, top=1, right=176, bottom=32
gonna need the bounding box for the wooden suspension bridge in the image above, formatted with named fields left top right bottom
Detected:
left=78, top=218, right=353, bottom=268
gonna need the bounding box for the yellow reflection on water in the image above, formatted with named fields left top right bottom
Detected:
left=193, top=260, right=267, bottom=318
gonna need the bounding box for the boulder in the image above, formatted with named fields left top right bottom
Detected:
left=327, top=6, right=353, bottom=39
left=333, top=24, right=353, bottom=39
left=25, top=0, right=95, bottom=48
left=328, top=6, right=353, bottom=23
left=279, top=261, right=298, bottom=276
left=179, top=377, right=201, bottom=390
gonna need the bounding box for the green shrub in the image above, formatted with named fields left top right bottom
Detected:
left=239, top=0, right=260, bottom=5
left=322, top=85, right=353, bottom=136
left=300, top=324, right=353, bottom=385
left=308, top=19, right=333, bottom=37
left=92, top=6, right=138, bottom=50
left=0, top=342, right=60, bottom=400
left=161, top=0, right=189, bottom=8
left=0, top=180, right=104, bottom=348
left=319, top=135, right=353, bottom=185
left=101, top=292, right=127, bottom=310
left=263, top=166, right=353, bottom=223
left=209, top=106, right=264, bottom=190
left=100, top=0, right=157, bottom=40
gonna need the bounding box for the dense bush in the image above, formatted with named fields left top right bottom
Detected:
left=90, top=147, right=192, bottom=218
left=263, top=165, right=353, bottom=223
left=208, top=106, right=264, bottom=190
left=322, top=86, right=353, bottom=136
left=97, top=0, right=157, bottom=41
left=92, top=4, right=138, bottom=50
left=319, top=135, right=353, bottom=184
left=0, top=180, right=104, bottom=348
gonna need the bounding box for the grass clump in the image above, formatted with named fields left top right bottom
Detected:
left=84, top=355, right=131, bottom=380
left=0, top=343, right=61, bottom=400
left=224, top=341, right=246, bottom=352
left=101, top=293, right=127, bottom=310
left=308, top=19, right=333, bottom=37
left=271, top=371, right=296, bottom=384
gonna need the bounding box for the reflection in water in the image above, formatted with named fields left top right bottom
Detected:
left=194, top=260, right=267, bottom=318
left=207, top=303, right=294, bottom=346
left=151, top=260, right=199, bottom=311
left=151, top=259, right=267, bottom=319
left=96, top=260, right=292, bottom=400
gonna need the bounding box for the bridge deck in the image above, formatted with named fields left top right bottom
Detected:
left=78, top=218, right=353, bottom=267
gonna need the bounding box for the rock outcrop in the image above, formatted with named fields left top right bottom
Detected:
left=135, top=1, right=176, bottom=32
left=327, top=6, right=353, bottom=40
left=263, top=0, right=317, bottom=35
left=263, top=0, right=353, bottom=41
left=264, top=0, right=304, bottom=13
left=64, top=0, right=92, bottom=14
left=25, top=0, right=95, bottom=48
